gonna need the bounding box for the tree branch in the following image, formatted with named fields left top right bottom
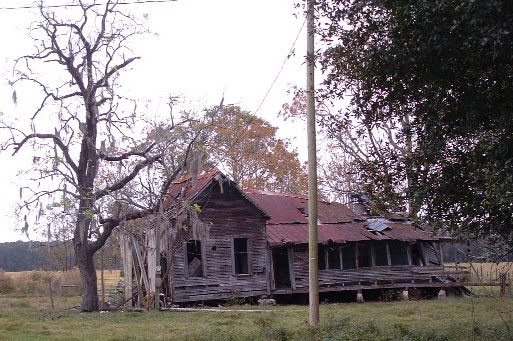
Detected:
left=94, top=154, right=161, bottom=199
left=12, top=133, right=78, bottom=173
left=98, top=142, right=156, bottom=161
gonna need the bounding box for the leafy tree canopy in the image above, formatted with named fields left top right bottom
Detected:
left=206, top=105, right=308, bottom=195
left=316, top=0, right=513, bottom=241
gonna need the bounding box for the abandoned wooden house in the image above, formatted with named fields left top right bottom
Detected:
left=120, top=170, right=464, bottom=306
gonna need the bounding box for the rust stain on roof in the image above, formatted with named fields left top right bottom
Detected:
left=162, top=170, right=221, bottom=210
left=244, top=189, right=362, bottom=224
left=163, top=171, right=440, bottom=245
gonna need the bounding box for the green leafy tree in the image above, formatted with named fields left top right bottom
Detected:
left=315, top=1, right=513, bottom=241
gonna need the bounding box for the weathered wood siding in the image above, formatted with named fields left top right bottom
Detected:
left=171, top=181, right=268, bottom=303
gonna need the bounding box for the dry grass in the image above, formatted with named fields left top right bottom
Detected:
left=1, top=269, right=121, bottom=297
left=446, top=262, right=513, bottom=282
left=445, top=262, right=513, bottom=297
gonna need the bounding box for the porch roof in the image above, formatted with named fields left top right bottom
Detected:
left=267, top=221, right=439, bottom=247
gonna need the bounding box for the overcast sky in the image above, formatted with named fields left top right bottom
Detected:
left=0, top=0, right=312, bottom=242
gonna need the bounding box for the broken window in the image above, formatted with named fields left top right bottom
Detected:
left=233, top=238, right=250, bottom=275
left=411, top=243, right=424, bottom=266
left=341, top=244, right=356, bottom=269
left=357, top=243, right=372, bottom=268
left=318, top=244, right=342, bottom=270
left=389, top=241, right=409, bottom=265
left=374, top=242, right=389, bottom=266
left=327, top=244, right=341, bottom=269
left=186, top=240, right=203, bottom=277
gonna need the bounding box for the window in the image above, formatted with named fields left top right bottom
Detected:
left=318, top=244, right=342, bottom=270
left=411, top=243, right=424, bottom=266
left=327, top=245, right=341, bottom=269
left=357, top=243, right=372, bottom=268
left=233, top=238, right=250, bottom=275
left=186, top=240, right=203, bottom=277
left=374, top=242, right=389, bottom=266
left=389, top=241, right=409, bottom=265
left=341, top=244, right=356, bottom=269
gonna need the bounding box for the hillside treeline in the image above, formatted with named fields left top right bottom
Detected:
left=0, top=240, right=120, bottom=272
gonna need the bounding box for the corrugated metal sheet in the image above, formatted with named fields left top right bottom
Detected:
left=244, top=189, right=361, bottom=224
left=368, top=218, right=390, bottom=232
left=381, top=222, right=440, bottom=242
left=267, top=223, right=393, bottom=246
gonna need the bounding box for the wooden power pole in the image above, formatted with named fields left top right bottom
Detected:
left=306, top=0, right=319, bottom=327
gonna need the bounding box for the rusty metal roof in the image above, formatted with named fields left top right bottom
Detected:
left=163, top=171, right=440, bottom=245
left=380, top=222, right=440, bottom=242
left=162, top=170, right=269, bottom=217
left=267, top=221, right=439, bottom=246
left=162, top=170, right=221, bottom=210
left=267, top=223, right=392, bottom=246
left=244, top=189, right=362, bottom=224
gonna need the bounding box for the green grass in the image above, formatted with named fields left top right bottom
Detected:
left=1, top=295, right=513, bottom=340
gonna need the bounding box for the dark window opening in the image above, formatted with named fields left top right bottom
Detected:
left=186, top=240, right=203, bottom=277
left=389, top=241, right=409, bottom=265
left=374, top=242, right=389, bottom=266
left=272, top=248, right=291, bottom=288
left=341, top=244, right=356, bottom=269
left=357, top=243, right=372, bottom=268
left=233, top=238, right=250, bottom=274
left=327, top=245, right=341, bottom=269
left=318, top=245, right=327, bottom=270
left=411, top=243, right=424, bottom=266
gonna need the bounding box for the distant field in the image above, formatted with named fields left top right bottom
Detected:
left=0, top=295, right=512, bottom=340
left=5, top=269, right=121, bottom=282
left=1, top=269, right=121, bottom=297
left=445, top=262, right=513, bottom=282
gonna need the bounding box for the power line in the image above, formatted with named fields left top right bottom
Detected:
left=253, top=18, right=306, bottom=117
left=0, top=0, right=177, bottom=11
left=214, top=18, right=307, bottom=169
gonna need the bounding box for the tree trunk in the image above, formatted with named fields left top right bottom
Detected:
left=76, top=247, right=99, bottom=312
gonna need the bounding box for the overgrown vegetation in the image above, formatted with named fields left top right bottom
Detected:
left=0, top=296, right=512, bottom=340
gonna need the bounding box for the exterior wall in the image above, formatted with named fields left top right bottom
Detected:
left=171, top=182, right=269, bottom=303
left=271, top=241, right=448, bottom=294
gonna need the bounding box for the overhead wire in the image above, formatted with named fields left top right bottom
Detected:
left=210, top=18, right=307, bottom=173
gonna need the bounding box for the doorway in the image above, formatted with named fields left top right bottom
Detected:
left=272, top=248, right=292, bottom=288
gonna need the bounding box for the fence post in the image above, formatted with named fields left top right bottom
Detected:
left=500, top=272, right=507, bottom=297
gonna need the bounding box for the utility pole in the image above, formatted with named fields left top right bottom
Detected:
left=155, top=224, right=161, bottom=309
left=306, top=0, right=319, bottom=327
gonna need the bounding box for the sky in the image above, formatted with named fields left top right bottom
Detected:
left=0, top=0, right=313, bottom=242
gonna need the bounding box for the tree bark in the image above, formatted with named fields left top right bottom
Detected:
left=76, top=246, right=99, bottom=312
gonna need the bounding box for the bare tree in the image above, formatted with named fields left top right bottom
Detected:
left=1, top=1, right=203, bottom=311
left=281, top=86, right=415, bottom=216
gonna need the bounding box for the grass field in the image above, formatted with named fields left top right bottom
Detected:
left=1, top=295, right=513, bottom=340
left=2, top=266, right=513, bottom=340
left=445, top=262, right=513, bottom=282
